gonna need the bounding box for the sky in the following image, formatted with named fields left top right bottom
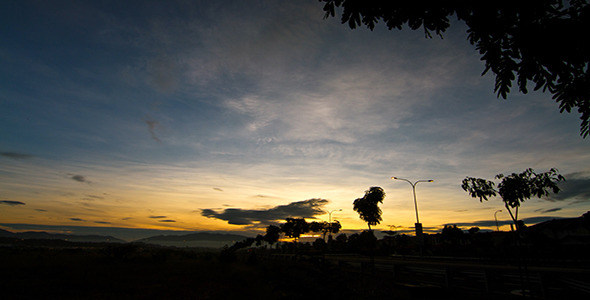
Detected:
left=1, top=0, right=590, bottom=240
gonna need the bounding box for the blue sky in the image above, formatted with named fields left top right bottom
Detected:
left=1, top=0, right=589, bottom=239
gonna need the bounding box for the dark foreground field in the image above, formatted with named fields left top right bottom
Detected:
left=0, top=244, right=461, bottom=300
left=0, top=242, right=572, bottom=300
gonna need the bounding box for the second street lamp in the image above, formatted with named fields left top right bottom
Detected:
left=494, top=210, right=502, bottom=231
left=391, top=177, right=433, bottom=239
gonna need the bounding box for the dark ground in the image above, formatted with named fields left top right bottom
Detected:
left=0, top=242, right=569, bottom=299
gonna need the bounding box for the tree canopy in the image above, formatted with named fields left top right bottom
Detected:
left=353, top=186, right=386, bottom=230
left=462, top=168, right=565, bottom=230
left=309, top=220, right=342, bottom=239
left=263, top=225, right=281, bottom=245
left=280, top=218, right=310, bottom=240
left=319, top=0, right=590, bottom=137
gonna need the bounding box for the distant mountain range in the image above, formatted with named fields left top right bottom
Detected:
left=0, top=228, right=249, bottom=248
left=3, top=212, right=586, bottom=248
left=136, top=232, right=249, bottom=243
left=526, top=211, right=590, bottom=239
left=0, top=228, right=125, bottom=243
left=135, top=232, right=250, bottom=248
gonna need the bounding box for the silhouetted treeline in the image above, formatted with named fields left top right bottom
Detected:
left=220, top=217, right=342, bottom=261
left=227, top=212, right=590, bottom=261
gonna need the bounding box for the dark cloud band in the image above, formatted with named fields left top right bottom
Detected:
left=1, top=152, right=34, bottom=160
left=444, top=215, right=565, bottom=228
left=0, top=200, right=26, bottom=206
left=201, top=198, right=329, bottom=226
left=546, top=172, right=590, bottom=202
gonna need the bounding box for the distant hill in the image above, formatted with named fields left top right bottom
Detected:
left=0, top=229, right=14, bottom=236
left=136, top=232, right=249, bottom=248
left=527, top=211, right=590, bottom=240
left=0, top=229, right=124, bottom=243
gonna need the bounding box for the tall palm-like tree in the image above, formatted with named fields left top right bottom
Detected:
left=353, top=186, right=386, bottom=231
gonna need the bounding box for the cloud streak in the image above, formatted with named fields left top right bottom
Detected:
left=201, top=198, right=329, bottom=226
left=0, top=152, right=34, bottom=160
left=0, top=200, right=26, bottom=206
left=547, top=172, right=590, bottom=202
left=149, top=215, right=167, bottom=219
left=535, top=208, right=562, bottom=213
left=70, top=174, right=89, bottom=183
left=143, top=117, right=161, bottom=143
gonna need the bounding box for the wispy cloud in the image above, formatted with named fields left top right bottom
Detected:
left=70, top=218, right=85, bottom=222
left=535, top=207, right=562, bottom=213
left=201, top=198, right=329, bottom=226
left=158, top=219, right=176, bottom=223
left=0, top=200, right=26, bottom=206
left=143, top=116, right=161, bottom=143
left=70, top=174, right=89, bottom=183
left=0, top=152, right=34, bottom=160
left=547, top=172, right=590, bottom=202
left=149, top=215, right=167, bottom=219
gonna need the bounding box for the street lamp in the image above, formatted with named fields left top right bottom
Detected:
left=494, top=210, right=502, bottom=231
left=327, top=209, right=342, bottom=240
left=391, top=177, right=433, bottom=238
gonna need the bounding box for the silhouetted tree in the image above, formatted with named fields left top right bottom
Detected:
left=309, top=221, right=326, bottom=235
left=263, top=225, right=281, bottom=245
left=347, top=230, right=377, bottom=253
left=353, top=186, right=386, bottom=230
left=319, top=0, right=590, bottom=137
left=310, top=220, right=342, bottom=240
left=280, top=218, right=309, bottom=240
left=255, top=234, right=264, bottom=246
left=441, top=225, right=465, bottom=246
left=468, top=227, right=480, bottom=235
left=312, top=238, right=327, bottom=251
left=442, top=225, right=464, bottom=237
left=462, top=168, right=565, bottom=231
left=328, top=220, right=342, bottom=237
left=335, top=233, right=347, bottom=244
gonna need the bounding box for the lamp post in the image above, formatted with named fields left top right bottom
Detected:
left=494, top=210, right=502, bottom=231
left=327, top=209, right=342, bottom=240
left=391, top=177, right=433, bottom=238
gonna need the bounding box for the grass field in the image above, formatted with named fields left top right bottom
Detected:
left=0, top=243, right=540, bottom=299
